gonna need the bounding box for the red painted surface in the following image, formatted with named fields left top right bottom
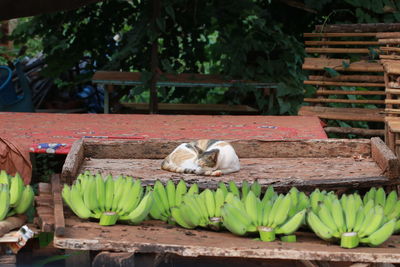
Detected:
left=0, top=112, right=327, bottom=154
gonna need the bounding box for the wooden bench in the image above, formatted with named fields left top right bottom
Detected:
left=297, top=24, right=400, bottom=136
left=92, top=71, right=277, bottom=114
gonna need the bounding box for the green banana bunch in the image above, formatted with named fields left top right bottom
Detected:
left=0, top=171, right=34, bottom=220
left=62, top=172, right=151, bottom=226
left=307, top=192, right=395, bottom=248
left=221, top=189, right=305, bottom=242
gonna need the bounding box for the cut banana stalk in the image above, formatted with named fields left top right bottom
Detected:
left=258, top=226, right=276, bottom=242
left=340, top=232, right=359, bottom=249
left=99, top=212, right=119, bottom=226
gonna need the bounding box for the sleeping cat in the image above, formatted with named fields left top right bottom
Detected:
left=161, top=139, right=240, bottom=176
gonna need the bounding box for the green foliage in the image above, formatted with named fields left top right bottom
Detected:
left=9, top=0, right=400, bottom=115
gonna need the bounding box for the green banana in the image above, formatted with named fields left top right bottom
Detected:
left=229, top=181, right=240, bottom=197
left=214, top=188, right=225, bottom=217
left=175, top=180, right=187, bottom=206
left=250, top=181, right=261, bottom=198
left=317, top=203, right=338, bottom=232
left=271, top=194, right=291, bottom=228
left=0, top=184, right=10, bottom=220
left=9, top=173, right=24, bottom=207
left=68, top=184, right=93, bottom=219
left=14, top=185, right=34, bottom=215
left=384, top=191, right=398, bottom=216
left=344, top=194, right=356, bottom=232
left=104, top=175, right=115, bottom=211
left=204, top=189, right=216, bottom=218
left=244, top=191, right=258, bottom=225
left=171, top=206, right=196, bottom=229
left=187, top=183, right=199, bottom=195
left=0, top=170, right=10, bottom=185
left=166, top=180, right=176, bottom=208
left=128, top=192, right=154, bottom=224
left=360, top=219, right=395, bottom=246
left=331, top=199, right=345, bottom=233
left=241, top=181, right=250, bottom=201
left=375, top=188, right=386, bottom=207
left=275, top=209, right=306, bottom=235
left=95, top=174, right=106, bottom=212
left=307, top=211, right=333, bottom=240
left=359, top=206, right=384, bottom=238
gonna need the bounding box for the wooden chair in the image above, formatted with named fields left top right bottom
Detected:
left=379, top=32, right=400, bottom=156
left=299, top=24, right=390, bottom=137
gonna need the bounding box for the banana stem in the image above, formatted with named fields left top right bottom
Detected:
left=258, top=226, right=276, bottom=242
left=280, top=235, right=297, bottom=242
left=209, top=217, right=222, bottom=231
left=99, top=211, right=119, bottom=226
left=340, top=232, right=359, bottom=249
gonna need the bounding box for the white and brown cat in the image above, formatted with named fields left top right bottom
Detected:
left=161, top=139, right=240, bottom=176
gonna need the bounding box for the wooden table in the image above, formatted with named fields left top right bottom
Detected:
left=0, top=112, right=327, bottom=154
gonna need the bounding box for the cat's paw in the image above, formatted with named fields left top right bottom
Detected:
left=211, top=170, right=223, bottom=176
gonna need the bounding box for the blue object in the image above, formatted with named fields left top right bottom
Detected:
left=0, top=62, right=34, bottom=112
left=0, top=65, right=17, bottom=106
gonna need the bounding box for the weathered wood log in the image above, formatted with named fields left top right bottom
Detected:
left=298, top=106, right=384, bottom=122
left=324, top=127, right=384, bottom=137
left=52, top=174, right=65, bottom=237
left=308, top=75, right=384, bottom=82
left=306, top=47, right=375, bottom=54
left=315, top=90, right=385, bottom=96
left=305, top=41, right=379, bottom=46
left=304, top=98, right=384, bottom=104
left=305, top=80, right=385, bottom=87
left=315, top=23, right=400, bottom=33
left=304, top=33, right=376, bottom=38
left=0, top=215, right=26, bottom=237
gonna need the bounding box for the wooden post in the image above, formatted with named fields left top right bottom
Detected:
left=149, top=0, right=161, bottom=114
left=52, top=174, right=65, bottom=237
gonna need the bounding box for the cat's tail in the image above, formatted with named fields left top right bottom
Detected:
left=161, top=160, right=197, bottom=174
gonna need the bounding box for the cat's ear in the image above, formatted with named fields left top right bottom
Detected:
left=194, top=145, right=204, bottom=155
left=210, top=149, right=219, bottom=161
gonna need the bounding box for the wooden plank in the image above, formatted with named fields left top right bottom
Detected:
left=304, top=80, right=385, bottom=87
left=93, top=71, right=277, bottom=89
left=315, top=23, right=400, bottom=33
left=306, top=47, right=374, bottom=54
left=382, top=61, right=400, bottom=75
left=304, top=33, right=377, bottom=37
left=308, top=75, right=384, bottom=82
left=74, top=157, right=392, bottom=191
left=315, top=90, right=385, bottom=96
left=80, top=139, right=372, bottom=160
left=61, top=139, right=84, bottom=184
left=120, top=102, right=259, bottom=113
left=380, top=55, right=400, bottom=60
left=0, top=215, right=26, bottom=237
left=371, top=137, right=399, bottom=179
left=53, top=218, right=400, bottom=263
left=305, top=41, right=379, bottom=46
left=324, top=127, right=384, bottom=137
left=52, top=174, right=65, bottom=237
left=298, top=106, right=385, bottom=122
left=303, top=98, right=384, bottom=105
left=377, top=32, right=400, bottom=39
left=384, top=108, right=400, bottom=114
left=378, top=38, right=400, bottom=44
left=380, top=47, right=400, bottom=52
left=385, top=99, right=400, bottom=105
left=386, top=89, right=400, bottom=95
left=303, top=58, right=383, bottom=72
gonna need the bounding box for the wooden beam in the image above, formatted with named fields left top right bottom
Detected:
left=315, top=23, right=400, bottom=33
left=304, top=98, right=384, bottom=104
left=304, top=33, right=377, bottom=38
left=306, top=47, right=376, bottom=54
left=377, top=32, right=400, bottom=39
left=305, top=40, right=379, bottom=46
left=303, top=58, right=383, bottom=72
left=52, top=174, right=65, bottom=237
left=308, top=75, right=384, bottom=82
left=304, top=80, right=385, bottom=87
left=315, top=90, right=385, bottom=96
left=378, top=38, right=400, bottom=44
left=120, top=102, right=259, bottom=113
left=298, top=106, right=385, bottom=122
left=371, top=137, right=399, bottom=179
left=324, top=127, right=384, bottom=137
